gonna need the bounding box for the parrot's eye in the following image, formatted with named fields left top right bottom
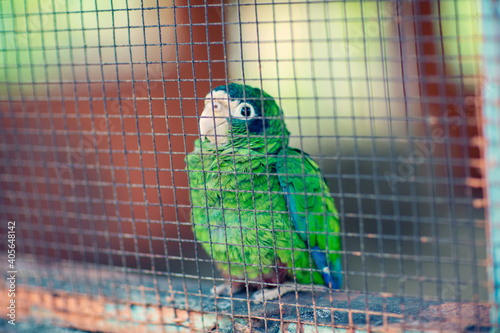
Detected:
left=235, top=103, right=255, bottom=119
left=241, top=106, right=251, bottom=117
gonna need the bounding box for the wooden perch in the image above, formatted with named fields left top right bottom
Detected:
left=0, top=259, right=491, bottom=332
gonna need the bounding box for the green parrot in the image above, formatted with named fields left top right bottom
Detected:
left=185, top=83, right=342, bottom=300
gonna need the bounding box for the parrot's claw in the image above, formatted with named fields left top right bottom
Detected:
left=211, top=283, right=244, bottom=297
left=251, top=283, right=332, bottom=302
left=251, top=283, right=296, bottom=302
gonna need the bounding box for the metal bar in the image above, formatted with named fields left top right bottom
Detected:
left=482, top=1, right=500, bottom=330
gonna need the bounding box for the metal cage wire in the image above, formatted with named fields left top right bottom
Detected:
left=0, top=0, right=496, bottom=331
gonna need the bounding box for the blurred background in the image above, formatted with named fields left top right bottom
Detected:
left=0, top=0, right=488, bottom=302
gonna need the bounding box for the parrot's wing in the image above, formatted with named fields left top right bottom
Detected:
left=276, top=148, right=342, bottom=288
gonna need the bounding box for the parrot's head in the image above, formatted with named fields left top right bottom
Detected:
left=199, top=83, right=290, bottom=152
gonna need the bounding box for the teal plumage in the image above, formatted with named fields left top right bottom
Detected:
left=185, top=83, right=342, bottom=295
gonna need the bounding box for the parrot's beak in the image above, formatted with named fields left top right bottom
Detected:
left=199, top=106, right=229, bottom=145
left=199, top=91, right=233, bottom=146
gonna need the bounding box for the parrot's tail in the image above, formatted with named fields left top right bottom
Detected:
left=311, top=246, right=343, bottom=289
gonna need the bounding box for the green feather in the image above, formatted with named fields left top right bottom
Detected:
left=185, top=83, right=341, bottom=288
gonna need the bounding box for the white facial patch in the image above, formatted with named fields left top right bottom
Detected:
left=233, top=102, right=256, bottom=119
left=204, top=90, right=240, bottom=116
left=200, top=90, right=238, bottom=146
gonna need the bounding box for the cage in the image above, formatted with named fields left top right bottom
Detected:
left=0, top=0, right=498, bottom=332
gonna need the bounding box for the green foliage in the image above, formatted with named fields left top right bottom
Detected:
left=436, top=0, right=482, bottom=82
left=226, top=1, right=409, bottom=150
left=0, top=0, right=161, bottom=96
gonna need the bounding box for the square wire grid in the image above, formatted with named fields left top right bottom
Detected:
left=0, top=0, right=491, bottom=331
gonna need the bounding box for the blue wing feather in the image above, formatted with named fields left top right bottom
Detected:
left=311, top=246, right=342, bottom=288
left=276, top=148, right=342, bottom=288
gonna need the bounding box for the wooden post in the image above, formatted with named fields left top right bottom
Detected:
left=482, top=1, right=500, bottom=330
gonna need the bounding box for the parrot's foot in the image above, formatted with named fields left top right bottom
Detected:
left=251, top=283, right=295, bottom=302
left=211, top=283, right=245, bottom=297
left=251, top=283, right=332, bottom=302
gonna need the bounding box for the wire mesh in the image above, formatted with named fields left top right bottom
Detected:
left=0, top=0, right=494, bottom=331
